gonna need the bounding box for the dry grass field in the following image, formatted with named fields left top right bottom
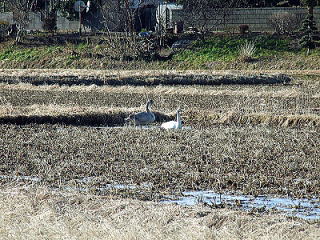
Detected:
left=0, top=69, right=319, bottom=239
left=0, top=185, right=319, bottom=240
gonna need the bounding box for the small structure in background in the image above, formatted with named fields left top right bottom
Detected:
left=156, top=2, right=183, bottom=33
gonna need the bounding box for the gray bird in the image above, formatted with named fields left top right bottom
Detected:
left=125, top=99, right=155, bottom=127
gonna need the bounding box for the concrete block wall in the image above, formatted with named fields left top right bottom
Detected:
left=26, top=12, right=43, bottom=30
left=0, top=12, right=80, bottom=32
left=0, top=12, right=13, bottom=24
left=171, top=7, right=320, bottom=32
left=57, top=16, right=79, bottom=31
left=1, top=7, right=320, bottom=33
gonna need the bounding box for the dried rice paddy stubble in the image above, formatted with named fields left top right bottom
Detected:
left=2, top=82, right=319, bottom=112
left=0, top=69, right=293, bottom=85
left=1, top=186, right=319, bottom=240
left=0, top=124, right=319, bottom=198
left=0, top=81, right=319, bottom=128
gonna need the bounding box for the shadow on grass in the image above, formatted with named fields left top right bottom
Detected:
left=0, top=111, right=172, bottom=126
left=0, top=74, right=292, bottom=86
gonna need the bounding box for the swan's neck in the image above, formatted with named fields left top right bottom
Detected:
left=176, top=111, right=182, bottom=128
left=146, top=102, right=150, bottom=112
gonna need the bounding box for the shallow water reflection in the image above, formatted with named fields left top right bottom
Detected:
left=162, top=191, right=320, bottom=220
left=1, top=175, right=319, bottom=220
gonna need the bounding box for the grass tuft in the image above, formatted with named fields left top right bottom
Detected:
left=238, top=41, right=257, bottom=62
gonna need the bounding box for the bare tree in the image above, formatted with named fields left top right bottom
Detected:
left=98, top=0, right=126, bottom=32
left=97, top=0, right=135, bottom=32
left=268, top=12, right=302, bottom=35
left=4, top=0, right=39, bottom=42
left=301, top=0, right=318, bottom=16
left=98, top=0, right=160, bottom=60
left=98, top=0, right=161, bottom=32
left=98, top=0, right=144, bottom=33
left=177, top=0, right=246, bottom=36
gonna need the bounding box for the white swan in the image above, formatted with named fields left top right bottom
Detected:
left=161, top=107, right=182, bottom=129
left=125, top=99, right=155, bottom=127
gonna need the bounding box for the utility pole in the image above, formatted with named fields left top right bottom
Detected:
left=79, top=3, right=82, bottom=36
left=74, top=1, right=90, bottom=37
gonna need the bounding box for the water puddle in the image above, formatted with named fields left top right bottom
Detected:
left=75, top=177, right=153, bottom=193
left=162, top=191, right=320, bottom=220
left=1, top=175, right=319, bottom=220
